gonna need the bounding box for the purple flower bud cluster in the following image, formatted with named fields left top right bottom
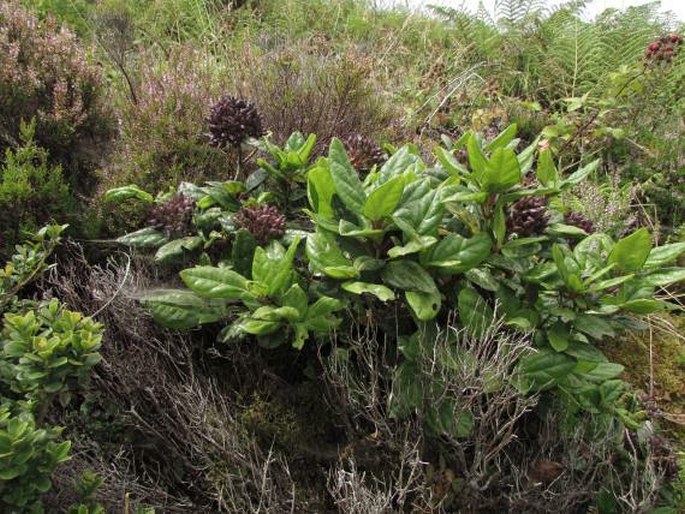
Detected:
left=206, top=94, right=265, bottom=147
left=564, top=211, right=595, bottom=234
left=342, top=134, right=385, bottom=173
left=233, top=205, right=286, bottom=244
left=147, top=195, right=195, bottom=237
left=507, top=196, right=549, bottom=237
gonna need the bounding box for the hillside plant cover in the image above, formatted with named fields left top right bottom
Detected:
left=2, top=0, right=685, bottom=512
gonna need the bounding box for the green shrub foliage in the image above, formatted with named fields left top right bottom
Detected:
left=0, top=403, right=71, bottom=512
left=0, top=122, right=74, bottom=256
left=0, top=226, right=104, bottom=512
left=111, top=127, right=685, bottom=425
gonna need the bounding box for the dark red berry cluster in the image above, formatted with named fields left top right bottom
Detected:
left=233, top=204, right=286, bottom=244
left=644, top=34, right=683, bottom=63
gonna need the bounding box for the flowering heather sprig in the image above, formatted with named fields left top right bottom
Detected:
left=0, top=3, right=105, bottom=140
left=341, top=134, right=385, bottom=173
left=233, top=205, right=286, bottom=244
left=147, top=195, right=195, bottom=237
left=206, top=95, right=265, bottom=148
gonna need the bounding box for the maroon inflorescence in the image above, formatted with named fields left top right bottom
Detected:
left=147, top=195, right=195, bottom=237
left=206, top=94, right=265, bottom=147
left=644, top=34, right=683, bottom=63
left=564, top=211, right=595, bottom=234
left=507, top=196, right=549, bottom=237
left=342, top=134, right=386, bottom=173
left=233, top=204, right=286, bottom=244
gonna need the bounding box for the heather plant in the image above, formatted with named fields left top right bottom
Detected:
left=0, top=122, right=74, bottom=257
left=0, top=1, right=114, bottom=188
left=107, top=45, right=227, bottom=193
left=230, top=43, right=394, bottom=152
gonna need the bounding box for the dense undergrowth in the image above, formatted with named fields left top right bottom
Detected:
left=1, top=0, right=685, bottom=512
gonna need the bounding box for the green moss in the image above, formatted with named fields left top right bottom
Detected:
left=599, top=314, right=685, bottom=444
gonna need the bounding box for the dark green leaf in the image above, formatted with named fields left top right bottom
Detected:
left=405, top=290, right=441, bottom=320
left=117, top=228, right=168, bottom=248
left=422, top=233, right=492, bottom=273
left=342, top=282, right=396, bottom=302
left=379, top=146, right=421, bottom=183
left=458, top=288, right=494, bottom=336
left=180, top=266, right=248, bottom=299
left=329, top=138, right=366, bottom=214
left=608, top=228, right=651, bottom=272
left=382, top=260, right=438, bottom=293
left=144, top=290, right=224, bottom=329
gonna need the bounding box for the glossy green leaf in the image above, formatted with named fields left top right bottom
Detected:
left=103, top=184, right=153, bottom=203
left=155, top=236, right=203, bottom=262
left=232, top=229, right=257, bottom=278
left=435, top=147, right=468, bottom=177
left=307, top=296, right=343, bottom=318
left=574, top=314, right=615, bottom=339
left=393, top=185, right=444, bottom=237
left=521, top=350, right=576, bottom=387
left=329, top=138, right=366, bottom=214
left=342, top=281, right=396, bottom=302
left=608, top=228, right=651, bottom=272
left=458, top=288, right=494, bottom=336
left=116, top=228, right=167, bottom=248
left=281, top=284, right=309, bottom=316
left=466, top=133, right=488, bottom=174
left=422, top=232, right=492, bottom=272
left=562, top=159, right=599, bottom=186
left=564, top=341, right=607, bottom=362
left=484, top=123, right=517, bottom=152
left=619, top=299, right=667, bottom=314
left=363, top=175, right=406, bottom=220
left=547, top=323, right=570, bottom=352
left=639, top=267, right=685, bottom=287
left=644, top=243, right=685, bottom=268
left=535, top=148, right=559, bottom=187
left=382, top=260, right=438, bottom=293
left=307, top=163, right=336, bottom=217
left=405, top=290, right=441, bottom=320
left=306, top=231, right=357, bottom=278
left=240, top=319, right=281, bottom=335
left=180, top=266, right=248, bottom=299
left=379, top=146, right=421, bottom=183
left=481, top=147, right=521, bottom=192
left=387, top=236, right=437, bottom=258
left=144, top=290, right=224, bottom=329
left=584, top=363, right=625, bottom=382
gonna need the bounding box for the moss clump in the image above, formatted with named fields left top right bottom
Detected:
left=599, top=314, right=685, bottom=443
